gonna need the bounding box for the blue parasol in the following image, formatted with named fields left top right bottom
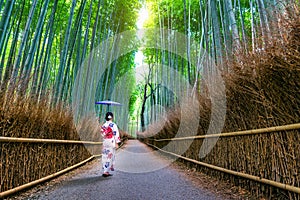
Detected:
left=95, top=100, right=122, bottom=106
left=95, top=100, right=122, bottom=113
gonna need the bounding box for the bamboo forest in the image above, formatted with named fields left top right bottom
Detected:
left=0, top=0, right=299, bottom=199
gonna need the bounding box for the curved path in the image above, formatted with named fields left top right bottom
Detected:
left=22, top=140, right=223, bottom=200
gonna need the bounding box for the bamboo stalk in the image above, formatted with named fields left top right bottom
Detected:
left=153, top=123, right=300, bottom=141
left=0, top=155, right=97, bottom=199
left=147, top=143, right=300, bottom=194
left=0, top=136, right=102, bottom=145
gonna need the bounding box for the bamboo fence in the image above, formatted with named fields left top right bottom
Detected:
left=152, top=123, right=300, bottom=141
left=0, top=156, right=96, bottom=199
left=0, top=137, right=99, bottom=197
left=146, top=143, right=300, bottom=194
left=0, top=136, right=127, bottom=198
left=0, top=136, right=103, bottom=145
left=144, top=123, right=300, bottom=199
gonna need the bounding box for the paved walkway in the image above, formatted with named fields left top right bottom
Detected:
left=23, top=140, right=221, bottom=200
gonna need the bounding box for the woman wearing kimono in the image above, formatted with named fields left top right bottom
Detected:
left=100, top=112, right=121, bottom=177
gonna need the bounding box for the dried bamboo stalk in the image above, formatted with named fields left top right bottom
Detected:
left=0, top=136, right=102, bottom=145
left=153, top=123, right=300, bottom=141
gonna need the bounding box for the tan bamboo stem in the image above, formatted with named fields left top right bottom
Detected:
left=0, top=136, right=102, bottom=145
left=153, top=123, right=300, bottom=141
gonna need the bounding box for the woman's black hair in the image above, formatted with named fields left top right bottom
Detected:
left=105, top=112, right=114, bottom=121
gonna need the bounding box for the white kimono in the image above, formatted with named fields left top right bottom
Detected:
left=101, top=121, right=121, bottom=173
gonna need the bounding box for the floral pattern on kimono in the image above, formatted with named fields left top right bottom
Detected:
left=101, top=121, right=121, bottom=173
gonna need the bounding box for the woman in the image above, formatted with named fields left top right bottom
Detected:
left=100, top=112, right=121, bottom=177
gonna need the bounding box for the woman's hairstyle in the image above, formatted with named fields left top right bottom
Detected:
left=105, top=112, right=114, bottom=121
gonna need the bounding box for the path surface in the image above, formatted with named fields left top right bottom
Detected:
left=16, top=140, right=227, bottom=200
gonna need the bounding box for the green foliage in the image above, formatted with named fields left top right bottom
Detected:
left=129, top=88, right=139, bottom=119
left=0, top=0, right=294, bottom=132
left=0, top=0, right=141, bottom=105
left=112, top=0, right=141, bottom=32
left=146, top=0, right=201, bottom=33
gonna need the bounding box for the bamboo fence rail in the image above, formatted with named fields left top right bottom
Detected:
left=1, top=142, right=91, bottom=196
left=0, top=136, right=103, bottom=145
left=0, top=137, right=126, bottom=198
left=146, top=143, right=300, bottom=194
left=0, top=155, right=97, bottom=199
left=144, top=123, right=300, bottom=198
left=151, top=123, right=300, bottom=141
